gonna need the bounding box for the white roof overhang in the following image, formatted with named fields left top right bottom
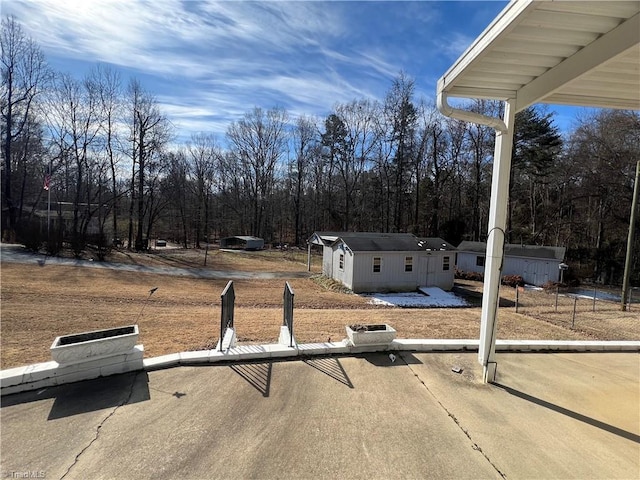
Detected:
left=437, top=0, right=640, bottom=113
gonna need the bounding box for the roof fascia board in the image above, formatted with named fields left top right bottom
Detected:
left=515, top=12, right=640, bottom=111
left=438, top=0, right=536, bottom=94
left=442, top=86, right=517, bottom=100
left=541, top=94, right=639, bottom=110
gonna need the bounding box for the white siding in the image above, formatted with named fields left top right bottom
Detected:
left=504, top=257, right=561, bottom=285
left=344, top=251, right=455, bottom=293
left=456, top=251, right=561, bottom=286
left=456, top=252, right=485, bottom=274
left=329, top=244, right=354, bottom=290
left=343, top=250, right=355, bottom=290
left=322, top=246, right=333, bottom=276
left=351, top=252, right=419, bottom=293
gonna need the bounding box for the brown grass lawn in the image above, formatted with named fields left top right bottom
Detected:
left=1, top=247, right=638, bottom=369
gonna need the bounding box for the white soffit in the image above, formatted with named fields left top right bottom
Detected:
left=437, top=0, right=640, bottom=112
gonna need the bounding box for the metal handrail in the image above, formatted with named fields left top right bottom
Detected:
left=283, top=282, right=295, bottom=347
left=219, top=280, right=235, bottom=351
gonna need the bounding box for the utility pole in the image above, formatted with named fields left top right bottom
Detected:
left=622, top=160, right=639, bottom=311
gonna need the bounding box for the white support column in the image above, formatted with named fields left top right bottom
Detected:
left=478, top=98, right=516, bottom=383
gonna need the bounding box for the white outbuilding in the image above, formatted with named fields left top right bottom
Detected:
left=456, top=241, right=566, bottom=286
left=309, top=232, right=456, bottom=293
left=220, top=236, right=264, bottom=250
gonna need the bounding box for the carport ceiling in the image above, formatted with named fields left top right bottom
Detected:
left=437, top=0, right=640, bottom=112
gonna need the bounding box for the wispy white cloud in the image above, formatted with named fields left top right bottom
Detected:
left=4, top=0, right=519, bottom=141
left=434, top=31, right=476, bottom=60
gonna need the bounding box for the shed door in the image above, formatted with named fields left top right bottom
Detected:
left=420, top=256, right=436, bottom=287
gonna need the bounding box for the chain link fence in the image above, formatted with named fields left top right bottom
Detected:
left=511, top=285, right=639, bottom=339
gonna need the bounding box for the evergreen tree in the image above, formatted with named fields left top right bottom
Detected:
left=509, top=105, right=563, bottom=243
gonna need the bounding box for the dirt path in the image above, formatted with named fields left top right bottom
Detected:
left=0, top=243, right=312, bottom=279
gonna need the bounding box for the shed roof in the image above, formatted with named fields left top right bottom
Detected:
left=337, top=234, right=455, bottom=252
left=309, top=232, right=416, bottom=247
left=458, top=241, right=566, bottom=261
left=437, top=0, right=640, bottom=111
left=223, top=236, right=263, bottom=242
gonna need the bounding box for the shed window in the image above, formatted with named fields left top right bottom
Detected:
left=339, top=254, right=344, bottom=270
left=373, top=257, right=381, bottom=273
left=443, top=256, right=450, bottom=271
left=405, top=256, right=413, bottom=272
left=476, top=256, right=485, bottom=267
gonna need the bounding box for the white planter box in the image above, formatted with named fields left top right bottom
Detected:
left=51, top=325, right=139, bottom=364
left=346, top=324, right=396, bottom=346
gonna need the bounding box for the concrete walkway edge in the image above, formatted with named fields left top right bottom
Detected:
left=2, top=339, right=639, bottom=396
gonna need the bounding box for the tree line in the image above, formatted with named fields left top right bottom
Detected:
left=2, top=16, right=638, bottom=284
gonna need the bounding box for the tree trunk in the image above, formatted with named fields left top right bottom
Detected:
left=135, top=125, right=145, bottom=250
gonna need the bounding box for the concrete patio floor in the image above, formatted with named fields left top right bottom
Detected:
left=1, top=352, right=638, bottom=479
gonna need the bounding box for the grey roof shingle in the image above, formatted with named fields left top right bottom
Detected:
left=325, top=233, right=456, bottom=252
left=457, top=241, right=566, bottom=261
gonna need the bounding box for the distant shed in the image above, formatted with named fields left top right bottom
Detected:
left=220, top=236, right=264, bottom=250
left=456, top=241, right=566, bottom=286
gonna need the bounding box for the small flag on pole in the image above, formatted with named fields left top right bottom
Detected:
left=43, top=168, right=51, bottom=191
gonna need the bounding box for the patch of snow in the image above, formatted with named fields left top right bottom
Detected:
left=363, top=287, right=469, bottom=307
left=571, top=289, right=621, bottom=302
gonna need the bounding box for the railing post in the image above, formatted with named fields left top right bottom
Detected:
left=220, top=280, right=235, bottom=352
left=283, top=282, right=294, bottom=348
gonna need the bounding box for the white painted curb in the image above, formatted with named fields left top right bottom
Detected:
left=2, top=340, right=638, bottom=395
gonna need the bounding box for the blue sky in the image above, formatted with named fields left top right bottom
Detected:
left=5, top=0, right=583, bottom=142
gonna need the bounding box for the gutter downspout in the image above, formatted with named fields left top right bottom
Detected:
left=437, top=89, right=516, bottom=383
left=437, top=91, right=507, bottom=133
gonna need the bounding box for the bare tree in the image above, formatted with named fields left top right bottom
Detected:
left=417, top=103, right=450, bottom=237
left=334, top=99, right=379, bottom=230
left=440, top=116, right=467, bottom=244
left=90, top=64, right=123, bottom=244
left=226, top=107, right=288, bottom=238
left=288, top=115, right=318, bottom=245
left=161, top=150, right=190, bottom=247
left=186, top=132, right=220, bottom=247
left=218, top=150, right=249, bottom=236
left=1, top=15, right=50, bottom=235
left=126, top=79, right=171, bottom=250
left=564, top=109, right=640, bottom=283
left=465, top=99, right=500, bottom=241
left=44, top=72, right=101, bottom=254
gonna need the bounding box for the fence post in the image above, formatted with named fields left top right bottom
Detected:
left=220, top=280, right=235, bottom=352
left=571, top=297, right=577, bottom=329
left=555, top=286, right=559, bottom=312
left=593, top=286, right=597, bottom=312
left=515, top=286, right=519, bottom=313
left=283, top=282, right=295, bottom=347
